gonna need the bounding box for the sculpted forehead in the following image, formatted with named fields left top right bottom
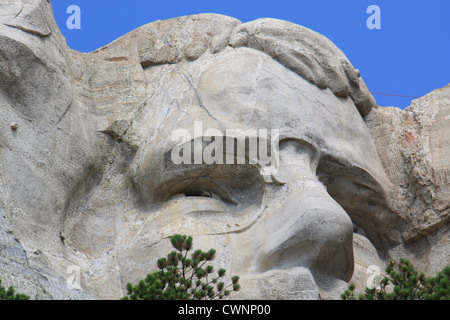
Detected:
left=131, top=48, right=390, bottom=213
left=196, top=48, right=380, bottom=168
left=198, top=48, right=358, bottom=128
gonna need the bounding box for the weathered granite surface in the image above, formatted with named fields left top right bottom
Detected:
left=0, top=0, right=448, bottom=300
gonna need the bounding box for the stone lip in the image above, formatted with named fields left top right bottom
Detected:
left=233, top=267, right=321, bottom=300
left=231, top=267, right=348, bottom=300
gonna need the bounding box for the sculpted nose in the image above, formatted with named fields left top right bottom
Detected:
left=257, top=140, right=354, bottom=282
left=258, top=185, right=354, bottom=281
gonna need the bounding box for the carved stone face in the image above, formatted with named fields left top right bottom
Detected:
left=0, top=3, right=394, bottom=299
left=113, top=48, right=391, bottom=299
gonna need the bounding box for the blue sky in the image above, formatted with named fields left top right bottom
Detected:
left=51, top=0, right=449, bottom=109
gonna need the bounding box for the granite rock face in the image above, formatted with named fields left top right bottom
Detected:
left=0, top=0, right=448, bottom=300
left=363, top=85, right=450, bottom=276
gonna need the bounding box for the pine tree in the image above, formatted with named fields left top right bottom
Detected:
left=0, top=279, right=30, bottom=300
left=121, top=234, right=240, bottom=300
left=424, top=265, right=450, bottom=300
left=342, top=258, right=449, bottom=300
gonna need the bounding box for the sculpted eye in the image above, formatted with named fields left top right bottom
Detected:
left=132, top=142, right=265, bottom=212
left=165, top=179, right=237, bottom=205
left=184, top=190, right=213, bottom=198
left=168, top=190, right=222, bottom=202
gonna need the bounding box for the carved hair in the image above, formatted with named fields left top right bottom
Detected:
left=96, top=14, right=376, bottom=116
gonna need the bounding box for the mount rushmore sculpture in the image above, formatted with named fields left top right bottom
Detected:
left=0, top=0, right=448, bottom=299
